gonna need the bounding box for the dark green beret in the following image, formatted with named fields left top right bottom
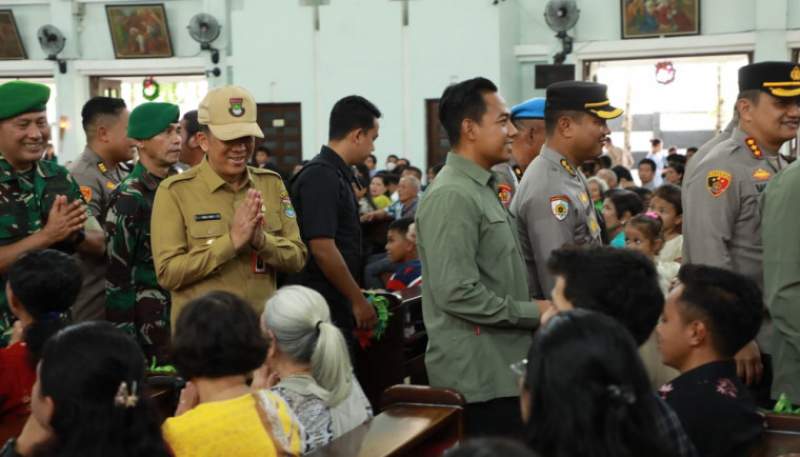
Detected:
left=0, top=81, right=51, bottom=121
left=128, top=102, right=180, bottom=140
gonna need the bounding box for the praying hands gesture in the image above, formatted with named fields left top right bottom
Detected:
left=42, top=195, right=86, bottom=244
left=230, top=189, right=264, bottom=251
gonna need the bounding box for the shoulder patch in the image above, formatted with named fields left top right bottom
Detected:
left=497, top=183, right=512, bottom=205
left=706, top=170, right=732, bottom=197
left=280, top=192, right=296, bottom=218
left=550, top=195, right=571, bottom=221
left=752, top=168, right=771, bottom=181
left=745, top=137, right=763, bottom=159
left=79, top=185, right=92, bottom=202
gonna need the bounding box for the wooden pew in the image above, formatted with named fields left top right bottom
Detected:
left=751, top=413, right=800, bottom=457
left=308, top=385, right=465, bottom=457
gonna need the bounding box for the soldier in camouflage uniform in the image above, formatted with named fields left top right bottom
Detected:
left=105, top=102, right=181, bottom=363
left=0, top=81, right=105, bottom=345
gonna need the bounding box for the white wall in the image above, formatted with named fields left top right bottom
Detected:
left=2, top=0, right=800, bottom=167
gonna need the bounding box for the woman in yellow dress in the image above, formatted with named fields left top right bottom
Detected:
left=163, top=292, right=304, bottom=457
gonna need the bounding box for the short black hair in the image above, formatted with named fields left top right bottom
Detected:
left=598, top=155, right=612, bottom=169
left=629, top=187, right=652, bottom=205
left=544, top=109, right=584, bottom=135
left=388, top=217, right=414, bottom=237
left=403, top=166, right=423, bottom=180
left=653, top=184, right=682, bottom=215
left=638, top=158, right=656, bottom=172
left=8, top=249, right=80, bottom=365
left=439, top=77, right=498, bottom=146
left=666, top=162, right=685, bottom=176
left=8, top=249, right=81, bottom=317
left=666, top=154, right=687, bottom=166
left=172, top=291, right=268, bottom=379
left=676, top=265, right=763, bottom=357
left=182, top=110, right=201, bottom=140
left=380, top=172, right=400, bottom=186
left=366, top=154, right=377, bottom=163
left=387, top=154, right=399, bottom=161
left=547, top=247, right=663, bottom=346
left=81, top=97, right=126, bottom=133
left=612, top=165, right=633, bottom=182
left=604, top=189, right=643, bottom=219
left=328, top=95, right=381, bottom=141
left=256, top=144, right=271, bottom=154
left=650, top=138, right=662, bottom=146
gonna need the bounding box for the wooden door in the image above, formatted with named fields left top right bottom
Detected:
left=256, top=103, right=303, bottom=178
left=425, top=99, right=450, bottom=170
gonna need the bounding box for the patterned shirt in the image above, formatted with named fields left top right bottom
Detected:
left=105, top=162, right=174, bottom=363
left=660, top=360, right=764, bottom=457
left=0, top=156, right=85, bottom=345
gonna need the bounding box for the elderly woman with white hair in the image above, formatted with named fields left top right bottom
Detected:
left=254, top=285, right=373, bottom=454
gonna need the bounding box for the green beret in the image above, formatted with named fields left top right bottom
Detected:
left=128, top=102, right=180, bottom=140
left=0, top=81, right=51, bottom=121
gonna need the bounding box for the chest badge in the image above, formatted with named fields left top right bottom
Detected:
left=550, top=195, right=570, bottom=221
left=752, top=168, right=771, bottom=181
left=97, top=162, right=108, bottom=173
left=497, top=183, right=512, bottom=207
left=579, top=191, right=590, bottom=206
left=706, top=170, right=732, bottom=197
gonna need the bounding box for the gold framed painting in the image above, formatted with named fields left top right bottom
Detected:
left=621, top=0, right=700, bottom=39
left=106, top=4, right=173, bottom=59
left=0, top=10, right=26, bottom=60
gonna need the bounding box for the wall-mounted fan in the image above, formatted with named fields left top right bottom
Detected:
left=188, top=13, right=221, bottom=68
left=544, top=0, right=580, bottom=65
left=37, top=25, right=67, bottom=74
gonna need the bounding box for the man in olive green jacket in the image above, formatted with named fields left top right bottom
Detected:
left=763, top=157, right=800, bottom=403
left=416, top=77, right=541, bottom=437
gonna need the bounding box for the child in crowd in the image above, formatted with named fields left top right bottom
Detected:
left=657, top=265, right=764, bottom=457
left=0, top=250, right=80, bottom=422
left=649, top=184, right=683, bottom=264
left=601, top=189, right=643, bottom=248
left=625, top=212, right=680, bottom=295
left=384, top=218, right=421, bottom=291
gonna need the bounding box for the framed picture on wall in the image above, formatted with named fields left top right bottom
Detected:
left=0, top=10, right=27, bottom=60
left=621, top=0, right=700, bottom=39
left=106, top=4, right=173, bottom=59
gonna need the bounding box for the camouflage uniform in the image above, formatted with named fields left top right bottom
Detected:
left=0, top=155, right=85, bottom=344
left=105, top=162, right=174, bottom=363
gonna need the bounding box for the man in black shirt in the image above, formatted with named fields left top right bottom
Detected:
left=288, top=96, right=380, bottom=344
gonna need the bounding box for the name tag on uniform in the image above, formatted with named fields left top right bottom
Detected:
left=194, top=213, right=222, bottom=222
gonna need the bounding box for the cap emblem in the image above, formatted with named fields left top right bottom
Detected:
left=792, top=66, right=800, bottom=82
left=228, top=98, right=245, bottom=117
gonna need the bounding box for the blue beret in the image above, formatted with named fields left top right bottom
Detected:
left=511, top=97, right=545, bottom=120
left=0, top=81, right=50, bottom=121
left=128, top=102, right=180, bottom=140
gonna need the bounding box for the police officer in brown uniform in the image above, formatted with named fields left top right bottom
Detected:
left=151, top=86, right=307, bottom=325
left=68, top=97, right=133, bottom=321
